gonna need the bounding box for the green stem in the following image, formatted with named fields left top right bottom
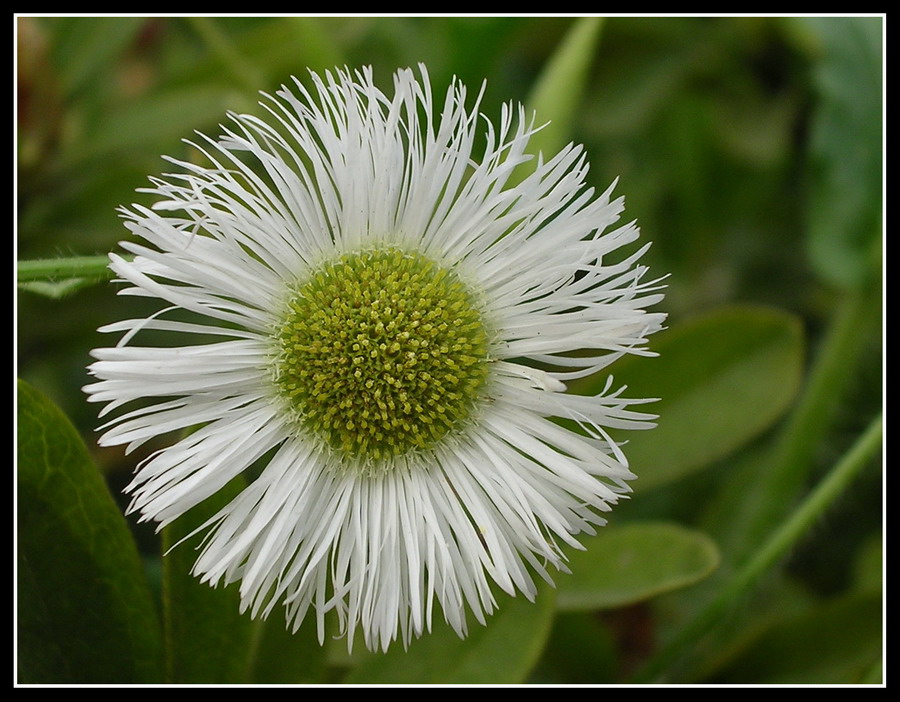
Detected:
left=186, top=17, right=263, bottom=95
left=718, top=278, right=881, bottom=564
left=632, top=412, right=883, bottom=683
left=17, top=255, right=113, bottom=282
left=762, top=284, right=878, bottom=516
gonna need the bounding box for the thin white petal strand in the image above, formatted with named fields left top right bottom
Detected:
left=86, top=65, right=665, bottom=655
left=127, top=400, right=286, bottom=526
left=86, top=340, right=268, bottom=409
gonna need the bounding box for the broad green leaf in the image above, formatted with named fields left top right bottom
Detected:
left=698, top=289, right=880, bottom=568
left=248, top=614, right=328, bottom=684
left=525, top=17, right=604, bottom=161
left=800, top=16, right=883, bottom=289
left=582, top=306, right=804, bottom=492
left=713, top=593, right=882, bottom=684
left=161, top=464, right=330, bottom=684
left=17, top=379, right=162, bottom=683
left=162, top=476, right=254, bottom=684
left=557, top=522, right=719, bottom=612
left=345, top=584, right=556, bottom=684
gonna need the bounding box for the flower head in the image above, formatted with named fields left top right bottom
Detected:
left=85, top=66, right=665, bottom=652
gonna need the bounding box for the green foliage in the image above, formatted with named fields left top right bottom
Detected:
left=582, top=306, right=804, bottom=492
left=714, top=593, right=882, bottom=684
left=161, top=475, right=329, bottom=683
left=525, top=17, right=604, bottom=162
left=344, top=585, right=556, bottom=684
left=851, top=533, right=883, bottom=595
left=801, top=17, right=883, bottom=289
left=48, top=17, right=145, bottom=99
left=17, top=380, right=163, bottom=683
left=16, top=16, right=883, bottom=685
left=557, top=522, right=720, bottom=611
left=534, top=612, right=617, bottom=683
left=161, top=477, right=255, bottom=683
left=247, top=613, right=328, bottom=684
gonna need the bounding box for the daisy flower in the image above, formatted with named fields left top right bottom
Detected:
left=85, top=66, right=666, bottom=652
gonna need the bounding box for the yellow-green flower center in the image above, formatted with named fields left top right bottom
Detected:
left=272, top=248, right=491, bottom=464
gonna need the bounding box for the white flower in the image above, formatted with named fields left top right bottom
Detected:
left=85, top=66, right=665, bottom=652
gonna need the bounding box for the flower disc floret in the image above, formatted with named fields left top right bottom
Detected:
left=85, top=66, right=667, bottom=653
left=272, top=248, right=491, bottom=464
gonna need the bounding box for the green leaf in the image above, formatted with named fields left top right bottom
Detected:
left=851, top=532, right=883, bottom=595
left=281, top=17, right=347, bottom=73
left=248, top=614, right=328, bottom=684
left=18, top=278, right=103, bottom=299
left=583, top=305, right=804, bottom=492
left=162, top=476, right=254, bottom=683
left=533, top=612, right=617, bottom=683
left=250, top=620, right=327, bottom=685
left=525, top=17, right=604, bottom=161
left=185, top=17, right=264, bottom=93
left=860, top=659, right=883, bottom=685
left=47, top=17, right=146, bottom=99
left=17, top=379, right=162, bottom=683
left=162, top=468, right=329, bottom=684
left=67, top=86, right=245, bottom=167
left=557, top=522, right=719, bottom=612
left=679, top=573, right=819, bottom=683
left=714, top=593, right=882, bottom=684
left=345, top=585, right=556, bottom=684
left=801, top=17, right=883, bottom=289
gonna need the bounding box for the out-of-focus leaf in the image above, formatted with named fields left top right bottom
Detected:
left=162, top=476, right=254, bottom=684
left=47, top=17, right=145, bottom=99
left=680, top=571, right=819, bottom=683
left=185, top=17, right=265, bottom=92
left=526, top=17, right=604, bottom=161
left=63, top=86, right=244, bottom=168
left=714, top=593, right=882, bottom=684
left=580, top=38, right=698, bottom=138
left=17, top=379, right=162, bottom=683
left=557, top=522, right=719, bottom=612
left=162, top=462, right=328, bottom=684
left=532, top=612, right=617, bottom=683
left=860, top=659, right=883, bottom=685
left=344, top=585, right=556, bottom=684
left=282, top=17, right=347, bottom=73
left=800, top=16, right=882, bottom=289
left=851, top=532, right=883, bottom=594
left=579, top=306, right=804, bottom=492
left=713, top=91, right=798, bottom=167
left=166, top=17, right=348, bottom=91
left=248, top=615, right=328, bottom=684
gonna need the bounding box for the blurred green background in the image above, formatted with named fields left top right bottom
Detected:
left=17, top=16, right=883, bottom=685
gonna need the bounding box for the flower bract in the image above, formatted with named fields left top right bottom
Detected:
left=85, top=66, right=666, bottom=652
